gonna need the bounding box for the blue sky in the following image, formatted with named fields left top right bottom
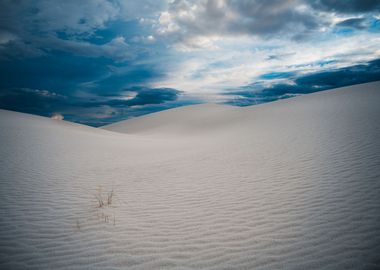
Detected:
left=0, top=0, right=380, bottom=126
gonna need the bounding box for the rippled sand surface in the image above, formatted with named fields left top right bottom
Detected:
left=1, top=82, right=379, bottom=269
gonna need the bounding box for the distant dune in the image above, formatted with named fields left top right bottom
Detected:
left=0, top=81, right=379, bottom=269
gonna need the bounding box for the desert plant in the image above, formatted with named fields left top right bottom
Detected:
left=107, top=189, right=114, bottom=206
left=95, top=189, right=105, bottom=208
left=95, top=187, right=114, bottom=208
left=95, top=187, right=116, bottom=226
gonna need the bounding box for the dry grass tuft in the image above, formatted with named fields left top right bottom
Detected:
left=95, top=187, right=114, bottom=208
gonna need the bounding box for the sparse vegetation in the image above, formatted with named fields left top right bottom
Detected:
left=95, top=192, right=104, bottom=208
left=107, top=189, right=114, bottom=206
left=96, top=211, right=116, bottom=226
left=95, top=187, right=116, bottom=225
left=95, top=187, right=114, bottom=208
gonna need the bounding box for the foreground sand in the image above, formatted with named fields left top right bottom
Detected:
left=0, top=82, right=379, bottom=269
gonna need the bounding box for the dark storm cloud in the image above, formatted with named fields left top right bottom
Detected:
left=0, top=0, right=177, bottom=125
left=68, top=87, right=185, bottom=126
left=98, top=88, right=182, bottom=107
left=295, top=59, right=380, bottom=88
left=91, top=65, right=167, bottom=96
left=0, top=53, right=111, bottom=91
left=0, top=86, right=183, bottom=126
left=310, top=0, right=380, bottom=13
left=336, top=18, right=367, bottom=29
left=0, top=0, right=172, bottom=64
left=123, top=88, right=182, bottom=106
left=226, top=58, right=380, bottom=106
left=0, top=88, right=67, bottom=117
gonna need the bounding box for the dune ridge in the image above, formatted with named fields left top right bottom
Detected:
left=0, top=81, right=380, bottom=269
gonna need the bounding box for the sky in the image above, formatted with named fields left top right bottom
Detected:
left=0, top=0, right=380, bottom=126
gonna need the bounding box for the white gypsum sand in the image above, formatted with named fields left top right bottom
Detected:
left=0, top=81, right=379, bottom=269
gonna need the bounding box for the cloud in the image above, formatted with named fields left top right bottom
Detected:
left=0, top=86, right=183, bottom=126
left=259, top=72, right=296, bottom=80
left=0, top=0, right=119, bottom=55
left=311, top=0, right=380, bottom=13
left=225, top=58, right=380, bottom=106
left=97, top=87, right=182, bottom=107
left=0, top=0, right=166, bottom=36
left=0, top=54, right=111, bottom=91
left=67, top=86, right=186, bottom=126
left=0, top=0, right=167, bottom=60
left=31, top=0, right=119, bottom=34
left=153, top=29, right=380, bottom=95
left=0, top=31, right=134, bottom=61
left=0, top=31, right=17, bottom=45
left=295, top=59, right=380, bottom=88
left=131, top=35, right=156, bottom=44
left=155, top=0, right=380, bottom=50
left=0, top=88, right=67, bottom=116
left=0, top=0, right=380, bottom=126
left=336, top=18, right=367, bottom=29
left=44, top=36, right=133, bottom=61
left=157, top=0, right=324, bottom=48
left=123, top=87, right=182, bottom=106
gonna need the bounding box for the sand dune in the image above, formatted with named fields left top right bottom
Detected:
left=0, top=81, right=380, bottom=269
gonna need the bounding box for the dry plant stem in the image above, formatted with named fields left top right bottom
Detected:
left=107, top=190, right=113, bottom=206
left=96, top=187, right=114, bottom=208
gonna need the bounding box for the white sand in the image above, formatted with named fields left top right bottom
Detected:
left=0, top=81, right=379, bottom=269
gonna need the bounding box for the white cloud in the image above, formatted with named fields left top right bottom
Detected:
left=131, top=35, right=156, bottom=44
left=153, top=31, right=380, bottom=96
left=156, top=0, right=326, bottom=50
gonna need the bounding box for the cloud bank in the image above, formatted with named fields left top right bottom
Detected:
left=0, top=0, right=379, bottom=125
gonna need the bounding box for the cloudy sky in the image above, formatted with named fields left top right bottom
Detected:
left=0, top=0, right=380, bottom=126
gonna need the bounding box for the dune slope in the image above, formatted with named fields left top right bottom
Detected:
left=1, top=81, right=380, bottom=269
